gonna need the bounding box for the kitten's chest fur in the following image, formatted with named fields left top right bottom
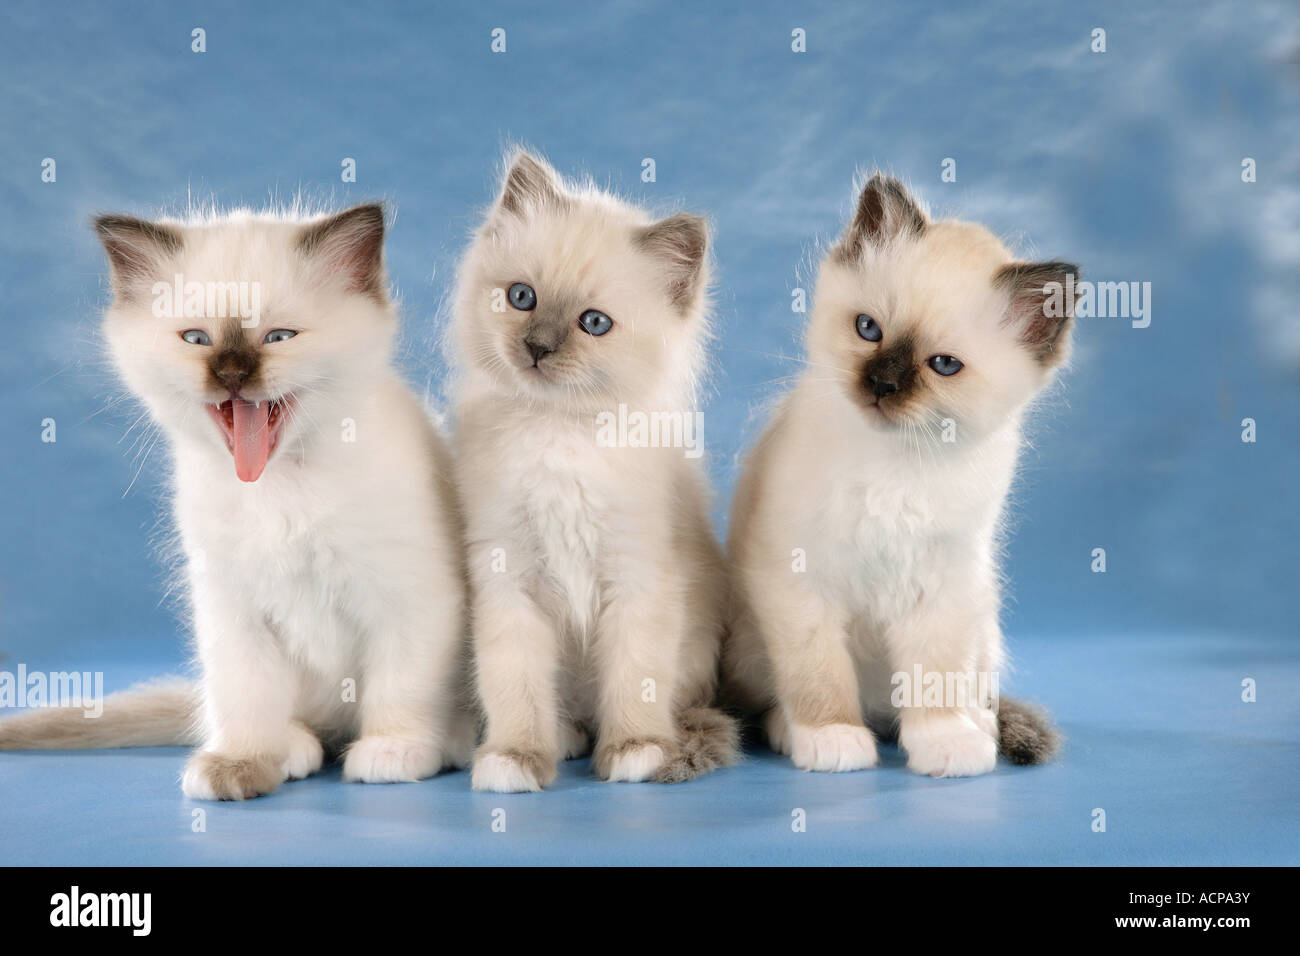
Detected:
left=511, top=422, right=612, bottom=635
left=180, top=472, right=363, bottom=676
left=822, top=470, right=945, bottom=613
left=815, top=450, right=1004, bottom=620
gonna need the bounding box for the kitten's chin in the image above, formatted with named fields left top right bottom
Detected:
left=509, top=363, right=579, bottom=400
left=203, top=396, right=294, bottom=483
left=860, top=399, right=900, bottom=429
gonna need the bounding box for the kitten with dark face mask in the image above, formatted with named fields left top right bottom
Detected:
left=452, top=151, right=738, bottom=792
left=723, top=175, right=1069, bottom=776
left=0, top=205, right=475, bottom=798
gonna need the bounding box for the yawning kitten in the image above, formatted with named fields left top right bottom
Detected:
left=0, top=204, right=475, bottom=799
left=452, top=151, right=738, bottom=792
left=723, top=174, right=1067, bottom=777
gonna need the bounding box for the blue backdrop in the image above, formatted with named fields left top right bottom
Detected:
left=0, top=0, right=1296, bottom=866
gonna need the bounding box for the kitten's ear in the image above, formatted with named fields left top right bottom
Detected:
left=996, top=260, right=1080, bottom=367
left=297, top=203, right=387, bottom=300
left=637, top=212, right=709, bottom=313
left=93, top=215, right=183, bottom=297
left=496, top=151, right=565, bottom=216
left=835, top=174, right=927, bottom=261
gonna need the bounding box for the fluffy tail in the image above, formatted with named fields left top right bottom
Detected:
left=996, top=696, right=1061, bottom=765
left=0, top=677, right=200, bottom=750
left=653, top=706, right=741, bottom=783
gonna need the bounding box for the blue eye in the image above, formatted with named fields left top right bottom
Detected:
left=508, top=282, right=537, bottom=311
left=928, top=355, right=964, bottom=376
left=578, top=309, right=612, bottom=336
left=180, top=330, right=211, bottom=346
left=856, top=314, right=882, bottom=342
left=263, top=329, right=297, bottom=344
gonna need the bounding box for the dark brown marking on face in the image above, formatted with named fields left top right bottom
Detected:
left=297, top=204, right=387, bottom=301
left=995, top=260, right=1080, bottom=367
left=93, top=215, right=184, bottom=296
left=835, top=174, right=927, bottom=262
left=207, top=326, right=263, bottom=395
left=860, top=334, right=917, bottom=398
left=851, top=334, right=920, bottom=418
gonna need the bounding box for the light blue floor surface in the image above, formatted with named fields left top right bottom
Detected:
left=1, top=631, right=1295, bottom=866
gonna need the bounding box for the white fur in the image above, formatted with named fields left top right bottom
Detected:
left=471, top=753, right=544, bottom=793
left=604, top=744, right=667, bottom=782
left=99, top=207, right=472, bottom=799
left=724, top=182, right=1071, bottom=778
left=450, top=153, right=729, bottom=792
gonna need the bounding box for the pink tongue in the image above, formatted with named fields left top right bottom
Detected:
left=231, top=399, right=271, bottom=483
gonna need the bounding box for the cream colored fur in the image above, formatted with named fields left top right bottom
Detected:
left=450, top=151, right=737, bottom=792
left=0, top=205, right=475, bottom=799
left=724, top=175, right=1071, bottom=777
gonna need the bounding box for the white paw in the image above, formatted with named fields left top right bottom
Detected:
left=181, top=751, right=281, bottom=801
left=472, top=752, right=545, bottom=792
left=281, top=723, right=324, bottom=780
left=181, top=759, right=221, bottom=801
left=789, top=722, right=879, bottom=772
left=605, top=743, right=666, bottom=782
left=343, top=734, right=440, bottom=783
left=901, top=711, right=997, bottom=778
left=559, top=721, right=590, bottom=760
left=764, top=708, right=792, bottom=755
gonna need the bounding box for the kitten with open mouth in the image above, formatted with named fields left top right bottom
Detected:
left=205, top=396, right=292, bottom=482
left=0, top=203, right=476, bottom=799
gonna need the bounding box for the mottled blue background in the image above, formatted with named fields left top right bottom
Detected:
left=0, top=1, right=1296, bottom=865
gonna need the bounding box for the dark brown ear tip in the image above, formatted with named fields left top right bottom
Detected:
left=672, top=211, right=711, bottom=242
left=1034, top=259, right=1080, bottom=278
left=91, top=214, right=183, bottom=257
left=92, top=213, right=139, bottom=236
left=864, top=172, right=902, bottom=190
left=344, top=203, right=387, bottom=228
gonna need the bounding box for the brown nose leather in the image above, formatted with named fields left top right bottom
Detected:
left=869, top=376, right=899, bottom=398
left=208, top=342, right=261, bottom=394
left=860, top=336, right=916, bottom=400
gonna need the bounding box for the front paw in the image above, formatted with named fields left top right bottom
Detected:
left=900, top=710, right=997, bottom=778
left=471, top=748, right=557, bottom=792
left=182, top=751, right=283, bottom=801
left=343, top=734, right=440, bottom=783
left=788, top=722, right=879, bottom=772
left=282, top=722, right=324, bottom=781
left=593, top=738, right=669, bottom=782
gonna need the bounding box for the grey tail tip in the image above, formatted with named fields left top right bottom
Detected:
left=997, top=697, right=1061, bottom=766
left=652, top=706, right=742, bottom=784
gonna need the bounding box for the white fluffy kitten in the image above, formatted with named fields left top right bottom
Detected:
left=0, top=204, right=474, bottom=799
left=723, top=175, right=1068, bottom=777
left=452, top=151, right=738, bottom=792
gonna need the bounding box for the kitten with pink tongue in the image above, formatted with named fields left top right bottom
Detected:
left=0, top=204, right=476, bottom=799
left=230, top=398, right=272, bottom=481
left=211, top=397, right=280, bottom=482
